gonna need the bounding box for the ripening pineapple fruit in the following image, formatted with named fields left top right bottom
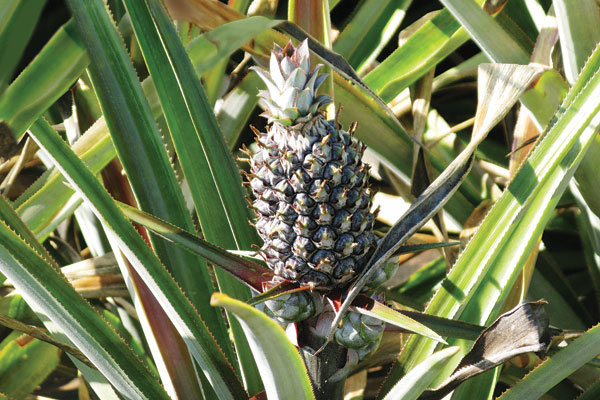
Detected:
left=247, top=40, right=376, bottom=291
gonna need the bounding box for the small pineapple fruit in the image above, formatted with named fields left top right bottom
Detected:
left=263, top=291, right=323, bottom=323
left=334, top=311, right=384, bottom=353
left=364, top=258, right=400, bottom=290
left=248, top=40, right=376, bottom=290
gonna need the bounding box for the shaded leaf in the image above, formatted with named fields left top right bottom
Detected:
left=439, top=0, right=529, bottom=64
left=0, top=332, right=59, bottom=398
left=498, top=323, right=600, bottom=399
left=385, top=310, right=483, bottom=341
left=247, top=281, right=311, bottom=306
left=0, top=215, right=169, bottom=399
left=0, top=19, right=88, bottom=140
left=118, top=201, right=274, bottom=292
left=394, top=241, right=460, bottom=256
left=212, top=293, right=315, bottom=400
left=326, top=62, right=546, bottom=350
left=28, top=117, right=246, bottom=400
left=352, top=298, right=446, bottom=344
left=333, top=0, right=411, bottom=73
left=382, top=347, right=459, bottom=400
left=123, top=0, right=262, bottom=390
left=68, top=1, right=230, bottom=395
left=419, top=301, right=552, bottom=399
left=0, top=312, right=92, bottom=368
left=320, top=151, right=474, bottom=351
left=165, top=0, right=481, bottom=224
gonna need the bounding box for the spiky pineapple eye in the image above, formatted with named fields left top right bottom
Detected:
left=333, top=210, right=352, bottom=231
left=293, top=193, right=315, bottom=213
left=294, top=215, right=316, bottom=236
left=293, top=237, right=316, bottom=259
left=334, top=234, right=354, bottom=256
left=313, top=226, right=337, bottom=248
left=309, top=180, right=330, bottom=202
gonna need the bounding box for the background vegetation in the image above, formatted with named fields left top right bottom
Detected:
left=0, top=0, right=599, bottom=398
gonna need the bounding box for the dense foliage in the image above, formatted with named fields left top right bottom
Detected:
left=0, top=0, right=599, bottom=399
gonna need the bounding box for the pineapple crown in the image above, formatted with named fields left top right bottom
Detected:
left=252, top=40, right=331, bottom=126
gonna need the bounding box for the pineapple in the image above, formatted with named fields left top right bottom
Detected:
left=248, top=40, right=376, bottom=291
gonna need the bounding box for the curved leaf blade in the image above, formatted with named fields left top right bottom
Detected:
left=353, top=299, right=446, bottom=344
left=0, top=216, right=169, bottom=400
left=498, top=324, right=600, bottom=400
left=439, top=0, right=529, bottom=64
left=66, top=0, right=224, bottom=330
left=333, top=0, right=411, bottom=73
left=0, top=19, right=89, bottom=139
left=382, top=346, right=459, bottom=400
left=391, top=42, right=600, bottom=395
left=13, top=15, right=274, bottom=242
left=122, top=0, right=261, bottom=390
left=211, top=293, right=315, bottom=400
left=321, top=150, right=474, bottom=350
left=66, top=1, right=234, bottom=395
left=363, top=8, right=470, bottom=102
left=118, top=201, right=273, bottom=291
left=166, top=0, right=481, bottom=223
left=28, top=118, right=247, bottom=400
left=14, top=120, right=115, bottom=238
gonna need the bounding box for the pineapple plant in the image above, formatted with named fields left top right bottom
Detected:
left=247, top=43, right=387, bottom=395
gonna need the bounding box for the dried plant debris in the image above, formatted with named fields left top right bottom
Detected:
left=419, top=300, right=553, bottom=399
left=0, top=122, right=19, bottom=163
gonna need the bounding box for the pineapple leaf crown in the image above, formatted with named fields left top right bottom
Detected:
left=252, top=40, right=331, bottom=126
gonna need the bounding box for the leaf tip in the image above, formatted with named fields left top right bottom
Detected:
left=210, top=292, right=228, bottom=306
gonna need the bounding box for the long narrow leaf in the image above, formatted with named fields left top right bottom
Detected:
left=165, top=0, right=482, bottom=223
left=211, top=293, right=315, bottom=400
left=202, top=0, right=254, bottom=106
left=66, top=1, right=235, bottom=394
left=323, top=150, right=474, bottom=349
left=216, top=71, right=261, bottom=149
left=363, top=7, right=472, bottom=102
left=123, top=0, right=263, bottom=391
left=439, top=0, right=529, bottom=64
left=554, top=0, right=600, bottom=267
left=118, top=201, right=273, bottom=292
left=14, top=119, right=115, bottom=238
left=333, top=0, right=411, bottom=73
left=498, top=324, right=600, bottom=400
left=353, top=300, right=445, bottom=344
left=28, top=118, right=247, bottom=400
left=0, top=19, right=89, bottom=139
left=390, top=42, right=600, bottom=396
left=438, top=0, right=567, bottom=131
left=324, top=60, right=547, bottom=349
left=0, top=189, right=54, bottom=269
left=0, top=214, right=169, bottom=400
left=66, top=0, right=223, bottom=326
left=382, top=347, right=459, bottom=400
left=13, top=17, right=277, bottom=242
left=553, top=0, right=600, bottom=85
left=0, top=0, right=46, bottom=92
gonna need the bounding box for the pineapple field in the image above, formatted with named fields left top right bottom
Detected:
left=0, top=0, right=600, bottom=399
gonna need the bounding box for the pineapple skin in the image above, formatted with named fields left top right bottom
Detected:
left=249, top=41, right=376, bottom=290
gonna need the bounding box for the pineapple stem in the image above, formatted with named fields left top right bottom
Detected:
left=298, top=324, right=348, bottom=400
